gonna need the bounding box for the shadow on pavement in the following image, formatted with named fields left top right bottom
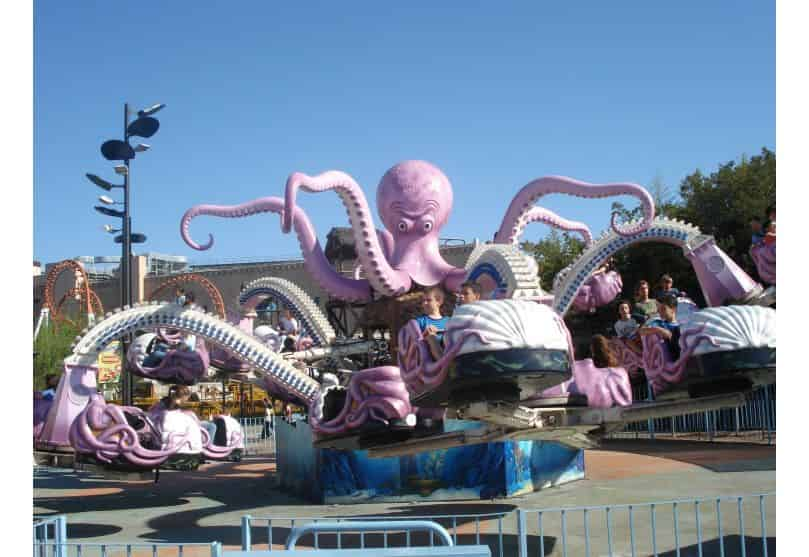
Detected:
left=597, top=439, right=775, bottom=473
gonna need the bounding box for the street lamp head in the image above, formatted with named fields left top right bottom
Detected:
left=98, top=195, right=117, bottom=205
left=114, top=165, right=128, bottom=176
left=138, top=103, right=166, bottom=117
left=86, top=173, right=115, bottom=191
left=103, top=224, right=120, bottom=234
left=94, top=206, right=125, bottom=218
left=133, top=143, right=151, bottom=153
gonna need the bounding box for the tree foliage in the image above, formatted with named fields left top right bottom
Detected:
left=522, top=148, right=775, bottom=309
left=34, top=320, right=80, bottom=390
left=521, top=229, right=585, bottom=291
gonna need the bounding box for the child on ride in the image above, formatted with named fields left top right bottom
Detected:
left=614, top=300, right=642, bottom=354
left=418, top=286, right=450, bottom=361
left=638, top=294, right=681, bottom=360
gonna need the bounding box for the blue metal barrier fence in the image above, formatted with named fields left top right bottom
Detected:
left=237, top=416, right=275, bottom=455
left=32, top=541, right=224, bottom=557
left=33, top=515, right=67, bottom=557
left=240, top=511, right=511, bottom=556
left=517, top=493, right=774, bottom=557
left=610, top=384, right=775, bottom=444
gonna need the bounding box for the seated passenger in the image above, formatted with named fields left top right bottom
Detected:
left=142, top=337, right=171, bottom=368
left=638, top=294, right=681, bottom=360
left=614, top=300, right=642, bottom=354
left=750, top=217, right=765, bottom=246
left=763, top=220, right=776, bottom=246
left=591, top=334, right=620, bottom=369
left=281, top=336, right=296, bottom=353
left=632, top=280, right=658, bottom=322
left=39, top=373, right=60, bottom=400
left=417, top=286, right=450, bottom=361
left=457, top=281, right=483, bottom=306
left=279, top=308, right=300, bottom=338
left=150, top=385, right=191, bottom=413
left=149, top=385, right=203, bottom=455
left=654, top=274, right=683, bottom=300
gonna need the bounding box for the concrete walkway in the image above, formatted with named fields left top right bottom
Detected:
left=34, top=439, right=775, bottom=555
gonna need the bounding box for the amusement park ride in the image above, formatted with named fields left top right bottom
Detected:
left=34, top=160, right=775, bottom=477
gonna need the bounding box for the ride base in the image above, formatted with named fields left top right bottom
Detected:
left=276, top=418, right=584, bottom=503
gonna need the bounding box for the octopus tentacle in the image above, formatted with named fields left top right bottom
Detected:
left=495, top=206, right=593, bottom=246
left=283, top=171, right=412, bottom=297
left=495, top=176, right=655, bottom=242
left=180, top=198, right=372, bottom=302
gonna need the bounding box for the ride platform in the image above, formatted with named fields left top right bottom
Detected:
left=276, top=417, right=584, bottom=503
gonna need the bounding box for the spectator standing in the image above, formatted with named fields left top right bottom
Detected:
left=262, top=398, right=274, bottom=439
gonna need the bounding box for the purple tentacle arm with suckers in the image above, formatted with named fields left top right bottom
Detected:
left=309, top=366, right=414, bottom=436
left=181, top=197, right=372, bottom=302
left=495, top=206, right=594, bottom=246
left=282, top=170, right=413, bottom=297
left=494, top=176, right=655, bottom=243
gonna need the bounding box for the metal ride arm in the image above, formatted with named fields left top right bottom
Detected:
left=366, top=392, right=747, bottom=458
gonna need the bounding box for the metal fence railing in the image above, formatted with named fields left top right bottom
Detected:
left=516, top=493, right=775, bottom=557
left=33, top=515, right=67, bottom=557
left=240, top=511, right=512, bottom=556
left=35, top=493, right=775, bottom=557
left=609, top=384, right=775, bottom=445
left=237, top=417, right=275, bottom=456
left=32, top=542, right=224, bottom=557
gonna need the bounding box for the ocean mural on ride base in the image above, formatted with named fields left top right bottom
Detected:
left=276, top=417, right=583, bottom=503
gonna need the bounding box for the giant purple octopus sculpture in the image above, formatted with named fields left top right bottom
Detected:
left=181, top=161, right=655, bottom=302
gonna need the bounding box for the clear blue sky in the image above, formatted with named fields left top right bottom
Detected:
left=34, top=1, right=774, bottom=266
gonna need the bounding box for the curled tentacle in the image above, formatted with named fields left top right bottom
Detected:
left=283, top=171, right=412, bottom=297
left=181, top=197, right=372, bottom=301
left=310, top=366, right=413, bottom=436
left=495, top=176, right=655, bottom=242
left=495, top=206, right=594, bottom=246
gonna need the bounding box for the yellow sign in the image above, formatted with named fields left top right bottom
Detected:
left=97, top=340, right=122, bottom=384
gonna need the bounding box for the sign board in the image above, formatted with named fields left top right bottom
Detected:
left=97, top=340, right=122, bottom=384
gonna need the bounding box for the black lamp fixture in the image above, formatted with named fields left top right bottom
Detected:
left=86, top=101, right=166, bottom=407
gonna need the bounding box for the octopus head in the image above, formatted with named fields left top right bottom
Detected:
left=377, top=160, right=453, bottom=241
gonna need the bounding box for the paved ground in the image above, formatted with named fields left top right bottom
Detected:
left=34, top=439, right=775, bottom=555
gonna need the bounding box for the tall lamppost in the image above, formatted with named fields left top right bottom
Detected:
left=87, top=102, right=164, bottom=405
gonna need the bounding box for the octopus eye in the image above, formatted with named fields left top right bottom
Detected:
left=423, top=222, right=433, bottom=232
left=398, top=222, right=408, bottom=232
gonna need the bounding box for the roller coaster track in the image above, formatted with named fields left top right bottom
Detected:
left=239, top=277, right=336, bottom=347
left=43, top=260, right=96, bottom=325
left=552, top=217, right=707, bottom=315
left=56, top=287, right=104, bottom=319
left=147, top=273, right=226, bottom=319
left=68, top=302, right=321, bottom=404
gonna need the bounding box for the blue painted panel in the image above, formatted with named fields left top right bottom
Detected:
left=275, top=418, right=583, bottom=503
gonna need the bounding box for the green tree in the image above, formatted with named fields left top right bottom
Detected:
left=521, top=229, right=585, bottom=291
left=675, top=147, right=775, bottom=273
left=34, top=320, right=81, bottom=390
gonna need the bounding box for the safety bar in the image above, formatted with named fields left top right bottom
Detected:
left=285, top=521, right=454, bottom=550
